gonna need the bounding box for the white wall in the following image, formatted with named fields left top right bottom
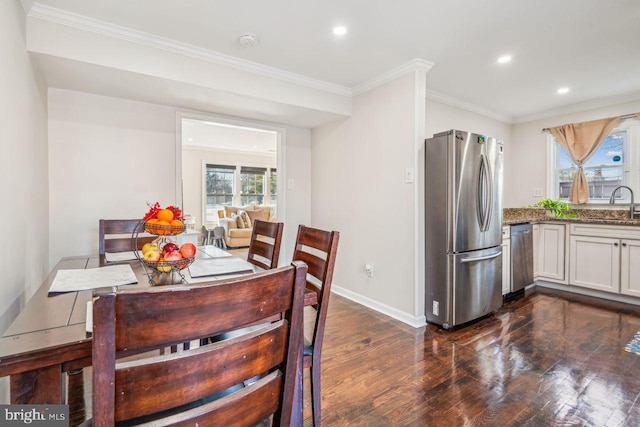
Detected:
left=48, top=89, right=312, bottom=268
left=279, top=126, right=312, bottom=262
left=48, top=89, right=178, bottom=268
left=507, top=100, right=640, bottom=208
left=311, top=73, right=418, bottom=321
left=0, top=0, right=49, bottom=327
left=0, top=0, right=49, bottom=402
left=425, top=99, right=512, bottom=143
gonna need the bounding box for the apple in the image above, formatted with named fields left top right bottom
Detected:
left=162, top=243, right=179, bottom=254
left=143, top=250, right=161, bottom=262
left=180, top=243, right=196, bottom=258
left=156, top=263, right=171, bottom=273
left=142, top=242, right=158, bottom=255
left=164, top=250, right=183, bottom=261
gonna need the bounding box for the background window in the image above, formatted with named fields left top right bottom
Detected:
left=270, top=168, right=277, bottom=199
left=240, top=166, right=266, bottom=205
left=555, top=130, right=626, bottom=200
left=205, top=164, right=235, bottom=221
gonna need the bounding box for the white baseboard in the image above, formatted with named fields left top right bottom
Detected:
left=535, top=280, right=640, bottom=306
left=331, top=284, right=426, bottom=328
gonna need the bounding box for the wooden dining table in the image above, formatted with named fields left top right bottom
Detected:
left=0, top=246, right=315, bottom=424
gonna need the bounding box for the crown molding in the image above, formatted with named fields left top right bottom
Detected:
left=512, top=91, right=640, bottom=123
left=426, top=89, right=513, bottom=123
left=352, top=58, right=434, bottom=96
left=20, top=0, right=35, bottom=14
left=28, top=3, right=353, bottom=97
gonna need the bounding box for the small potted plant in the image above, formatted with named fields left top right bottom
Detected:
left=535, top=198, right=576, bottom=219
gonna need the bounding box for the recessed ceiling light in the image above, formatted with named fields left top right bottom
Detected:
left=333, top=26, right=347, bottom=36
left=557, top=87, right=570, bottom=94
left=497, top=55, right=512, bottom=64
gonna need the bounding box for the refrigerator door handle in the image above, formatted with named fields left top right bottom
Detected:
left=477, top=154, right=493, bottom=232
left=482, top=154, right=493, bottom=232
left=476, top=155, right=486, bottom=230
left=460, top=251, right=502, bottom=263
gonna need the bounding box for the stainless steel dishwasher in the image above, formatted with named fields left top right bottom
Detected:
left=510, top=223, right=533, bottom=292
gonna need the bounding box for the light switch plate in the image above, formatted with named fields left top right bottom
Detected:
left=405, top=168, right=414, bottom=183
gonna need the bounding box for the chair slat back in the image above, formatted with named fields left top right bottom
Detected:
left=292, top=225, right=339, bottom=351
left=247, top=220, right=284, bottom=270
left=91, top=262, right=306, bottom=427
left=98, top=219, right=155, bottom=266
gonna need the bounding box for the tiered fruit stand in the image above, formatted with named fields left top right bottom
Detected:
left=133, top=210, right=195, bottom=286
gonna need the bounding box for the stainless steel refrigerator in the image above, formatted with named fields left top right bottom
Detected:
left=425, top=130, right=503, bottom=328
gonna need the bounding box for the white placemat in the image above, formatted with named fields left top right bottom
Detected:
left=105, top=251, right=141, bottom=262
left=189, top=257, right=254, bottom=278
left=49, top=264, right=138, bottom=294
left=200, top=246, right=233, bottom=258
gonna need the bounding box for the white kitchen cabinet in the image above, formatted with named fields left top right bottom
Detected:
left=532, top=224, right=539, bottom=278
left=619, top=239, right=640, bottom=297
left=568, top=224, right=640, bottom=297
left=502, top=226, right=511, bottom=295
left=569, top=235, right=620, bottom=293
left=537, top=223, right=566, bottom=282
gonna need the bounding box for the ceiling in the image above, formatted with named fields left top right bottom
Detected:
left=25, top=0, right=640, bottom=123
left=182, top=118, right=277, bottom=154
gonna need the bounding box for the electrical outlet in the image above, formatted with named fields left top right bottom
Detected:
left=365, top=264, right=374, bottom=277
left=287, top=179, right=295, bottom=189
left=533, top=187, right=543, bottom=197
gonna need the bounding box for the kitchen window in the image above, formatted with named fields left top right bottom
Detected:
left=547, top=119, right=640, bottom=203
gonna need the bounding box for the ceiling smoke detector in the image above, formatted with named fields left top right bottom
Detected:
left=239, top=33, right=258, bottom=48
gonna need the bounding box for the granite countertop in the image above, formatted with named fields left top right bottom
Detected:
left=503, top=208, right=640, bottom=227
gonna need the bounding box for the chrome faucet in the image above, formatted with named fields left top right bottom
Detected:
left=609, top=185, right=635, bottom=219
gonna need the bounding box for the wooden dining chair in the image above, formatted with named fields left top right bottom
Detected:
left=86, top=261, right=307, bottom=427
left=98, top=219, right=155, bottom=266
left=292, top=225, right=339, bottom=427
left=247, top=219, right=284, bottom=270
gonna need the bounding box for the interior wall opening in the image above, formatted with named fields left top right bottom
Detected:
left=177, top=114, right=284, bottom=245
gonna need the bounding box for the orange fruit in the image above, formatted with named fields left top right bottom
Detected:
left=157, top=209, right=174, bottom=222
left=170, top=219, right=184, bottom=234
left=156, top=220, right=170, bottom=235
left=145, top=218, right=159, bottom=233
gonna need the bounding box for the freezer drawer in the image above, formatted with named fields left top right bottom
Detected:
left=451, top=248, right=503, bottom=326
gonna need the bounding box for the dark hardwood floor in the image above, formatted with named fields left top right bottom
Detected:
left=304, top=288, right=640, bottom=426
left=68, top=286, right=640, bottom=426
